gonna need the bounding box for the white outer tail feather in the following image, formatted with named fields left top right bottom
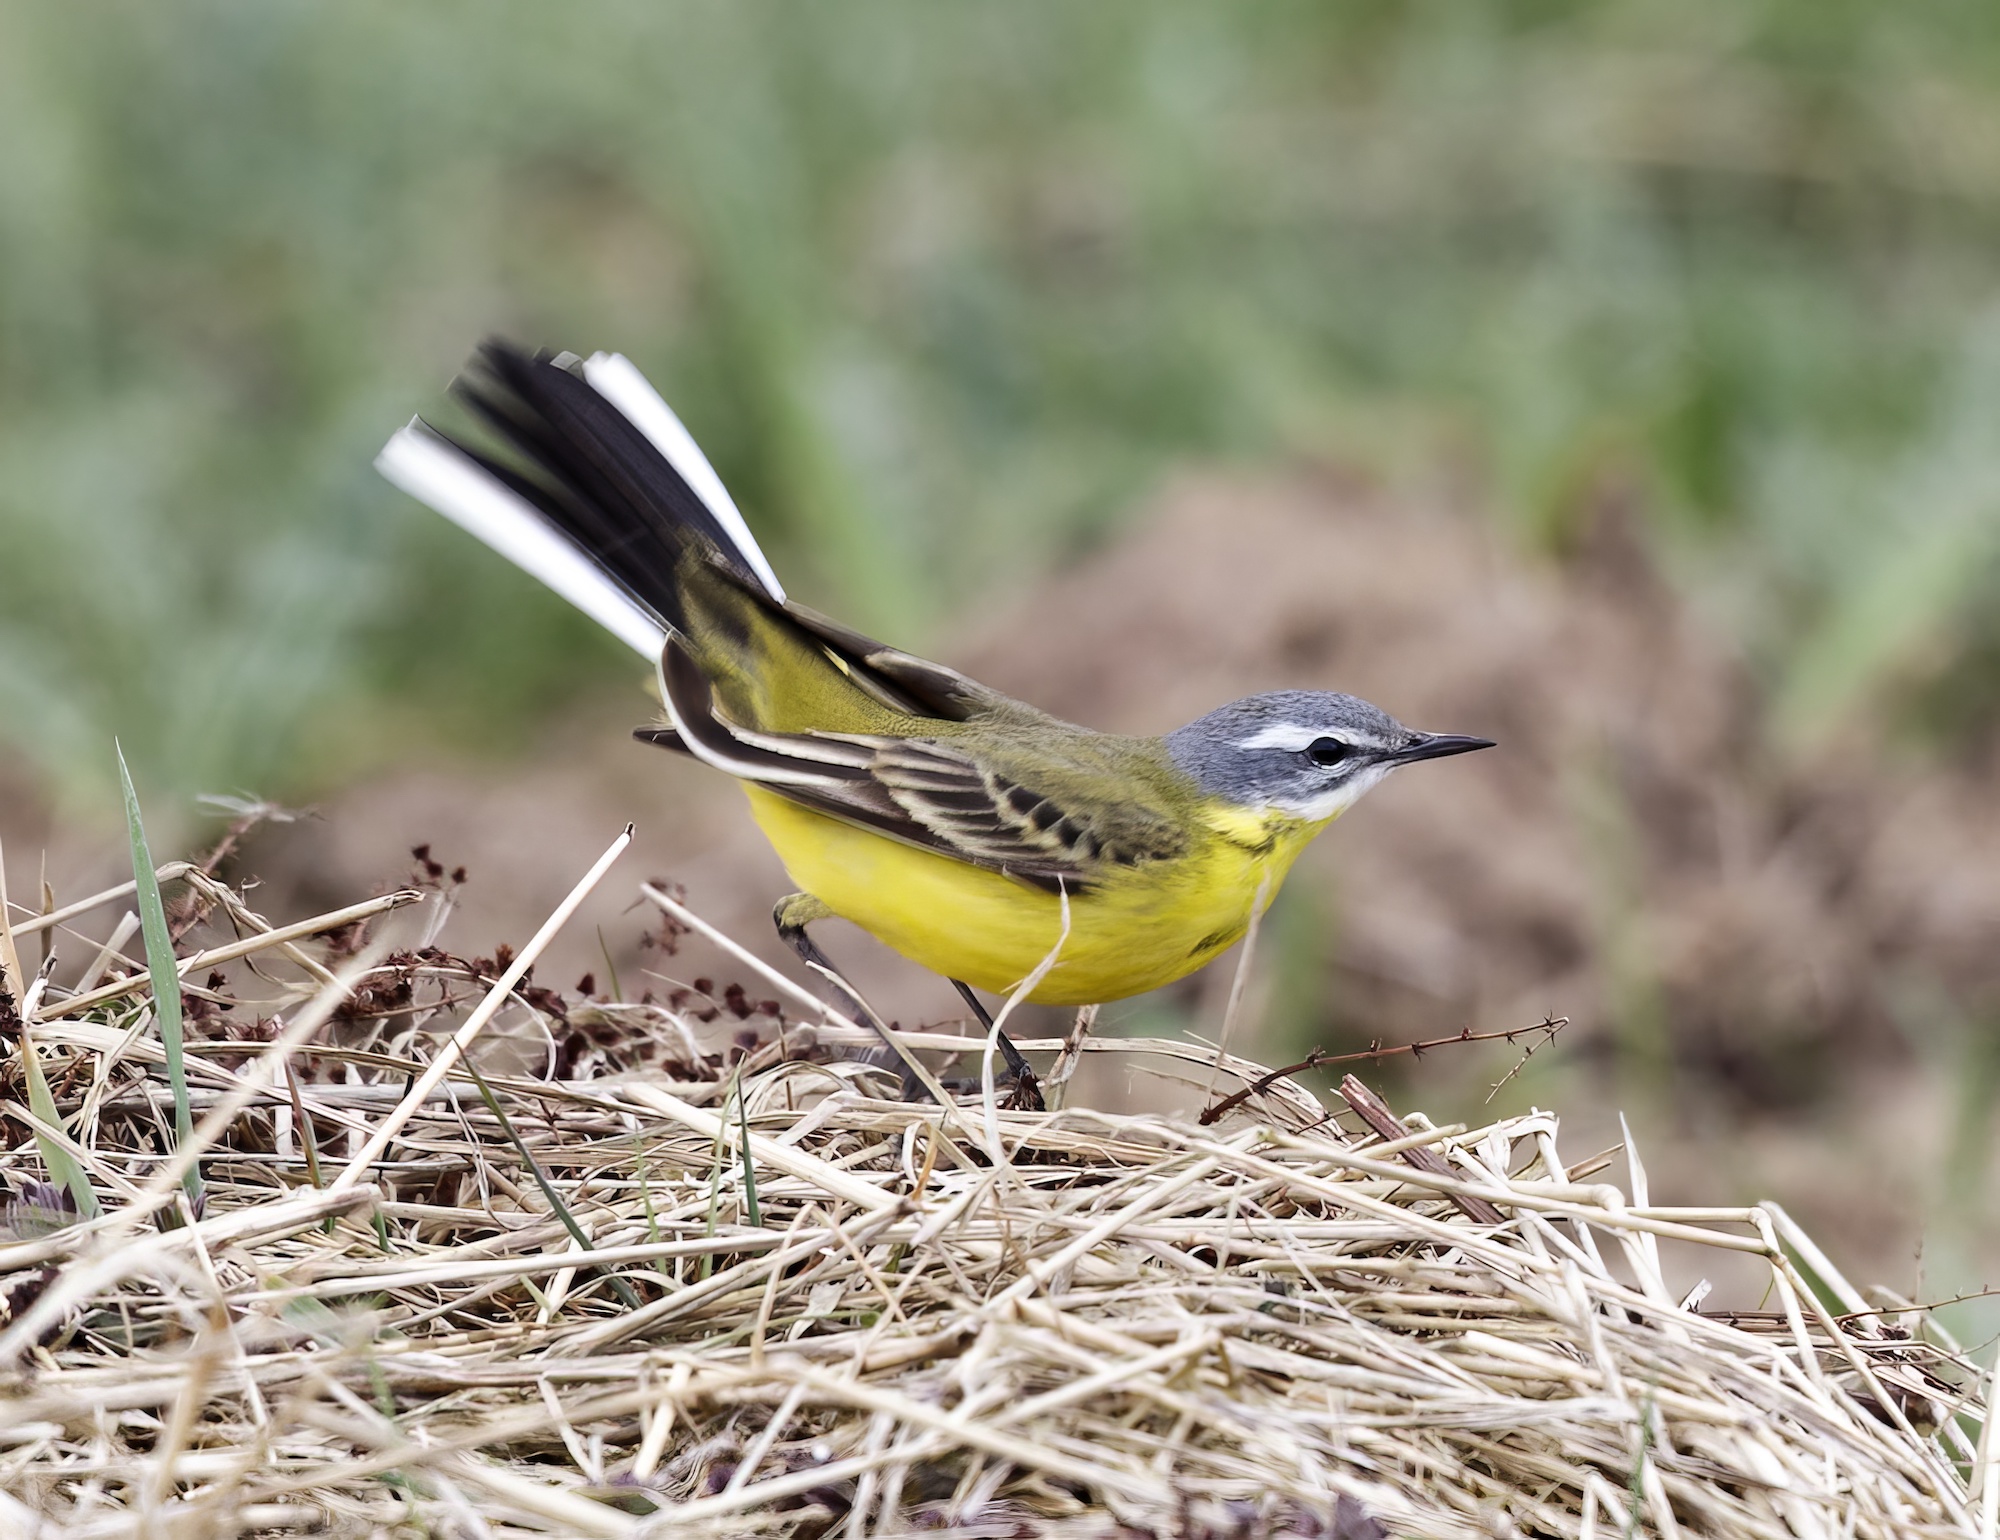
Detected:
left=374, top=351, right=788, bottom=664
left=377, top=351, right=798, bottom=777
left=579, top=352, right=786, bottom=604
left=375, top=423, right=669, bottom=660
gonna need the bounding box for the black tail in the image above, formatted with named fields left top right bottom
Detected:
left=436, top=340, right=777, bottom=635
left=379, top=340, right=1002, bottom=723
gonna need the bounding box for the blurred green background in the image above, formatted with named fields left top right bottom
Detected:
left=8, top=0, right=2000, bottom=805
left=4, top=1, right=2000, bottom=1315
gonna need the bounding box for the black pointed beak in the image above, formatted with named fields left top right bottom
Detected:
left=1391, top=732, right=1496, bottom=765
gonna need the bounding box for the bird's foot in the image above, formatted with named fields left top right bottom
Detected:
left=770, top=896, right=1044, bottom=1108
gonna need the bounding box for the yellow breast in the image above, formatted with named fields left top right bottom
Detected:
left=744, top=786, right=1327, bottom=1006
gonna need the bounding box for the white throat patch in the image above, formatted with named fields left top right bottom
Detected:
left=1268, top=761, right=1398, bottom=823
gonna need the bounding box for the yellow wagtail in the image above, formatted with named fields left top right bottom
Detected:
left=377, top=343, right=1491, bottom=1052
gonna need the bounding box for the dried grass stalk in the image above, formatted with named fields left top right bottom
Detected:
left=0, top=853, right=1986, bottom=1538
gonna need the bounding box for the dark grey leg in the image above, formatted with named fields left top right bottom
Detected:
left=770, top=894, right=1041, bottom=1107
left=949, top=979, right=1037, bottom=1086
left=774, top=893, right=927, bottom=1101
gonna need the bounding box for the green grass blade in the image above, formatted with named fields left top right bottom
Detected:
left=116, top=743, right=202, bottom=1208
left=632, top=1133, right=669, bottom=1276
left=595, top=925, right=622, bottom=1003
left=735, top=1078, right=762, bottom=1229
left=462, top=1060, right=642, bottom=1311
left=17, top=1021, right=102, bottom=1220
left=698, top=1090, right=731, bottom=1282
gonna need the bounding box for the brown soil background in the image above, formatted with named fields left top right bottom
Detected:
left=8, top=468, right=1999, bottom=1305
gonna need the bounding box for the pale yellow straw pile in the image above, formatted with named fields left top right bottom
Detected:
left=0, top=833, right=1990, bottom=1538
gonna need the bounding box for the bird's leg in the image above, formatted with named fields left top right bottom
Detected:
left=773, top=892, right=859, bottom=1016
left=773, top=893, right=927, bottom=1101
left=949, top=980, right=1043, bottom=1110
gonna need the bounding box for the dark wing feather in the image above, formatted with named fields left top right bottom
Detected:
left=656, top=638, right=1186, bottom=893
left=864, top=740, right=1189, bottom=883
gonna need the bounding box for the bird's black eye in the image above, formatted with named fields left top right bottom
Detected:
left=1306, top=737, right=1352, bottom=768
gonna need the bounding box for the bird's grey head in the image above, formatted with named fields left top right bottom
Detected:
left=1164, top=691, right=1492, bottom=821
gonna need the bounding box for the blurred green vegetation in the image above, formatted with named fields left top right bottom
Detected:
left=4, top=0, right=2000, bottom=814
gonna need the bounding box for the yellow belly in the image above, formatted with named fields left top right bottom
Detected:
left=745, top=785, right=1326, bottom=1006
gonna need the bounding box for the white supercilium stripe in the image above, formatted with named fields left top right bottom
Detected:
left=581, top=352, right=788, bottom=604
left=375, top=422, right=669, bottom=661
left=1234, top=723, right=1337, bottom=752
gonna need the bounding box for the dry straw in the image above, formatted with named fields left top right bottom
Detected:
left=0, top=831, right=1989, bottom=1538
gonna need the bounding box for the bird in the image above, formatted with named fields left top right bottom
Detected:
left=376, top=342, right=1493, bottom=1079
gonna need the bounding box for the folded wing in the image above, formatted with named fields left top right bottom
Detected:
left=658, top=639, right=1188, bottom=893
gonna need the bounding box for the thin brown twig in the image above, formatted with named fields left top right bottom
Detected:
left=168, top=811, right=269, bottom=943
left=1197, top=1017, right=1567, bottom=1126
left=1836, top=1287, right=2000, bottom=1323
left=1198, top=1048, right=1334, bottom=1126
left=1484, top=1015, right=1569, bottom=1102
